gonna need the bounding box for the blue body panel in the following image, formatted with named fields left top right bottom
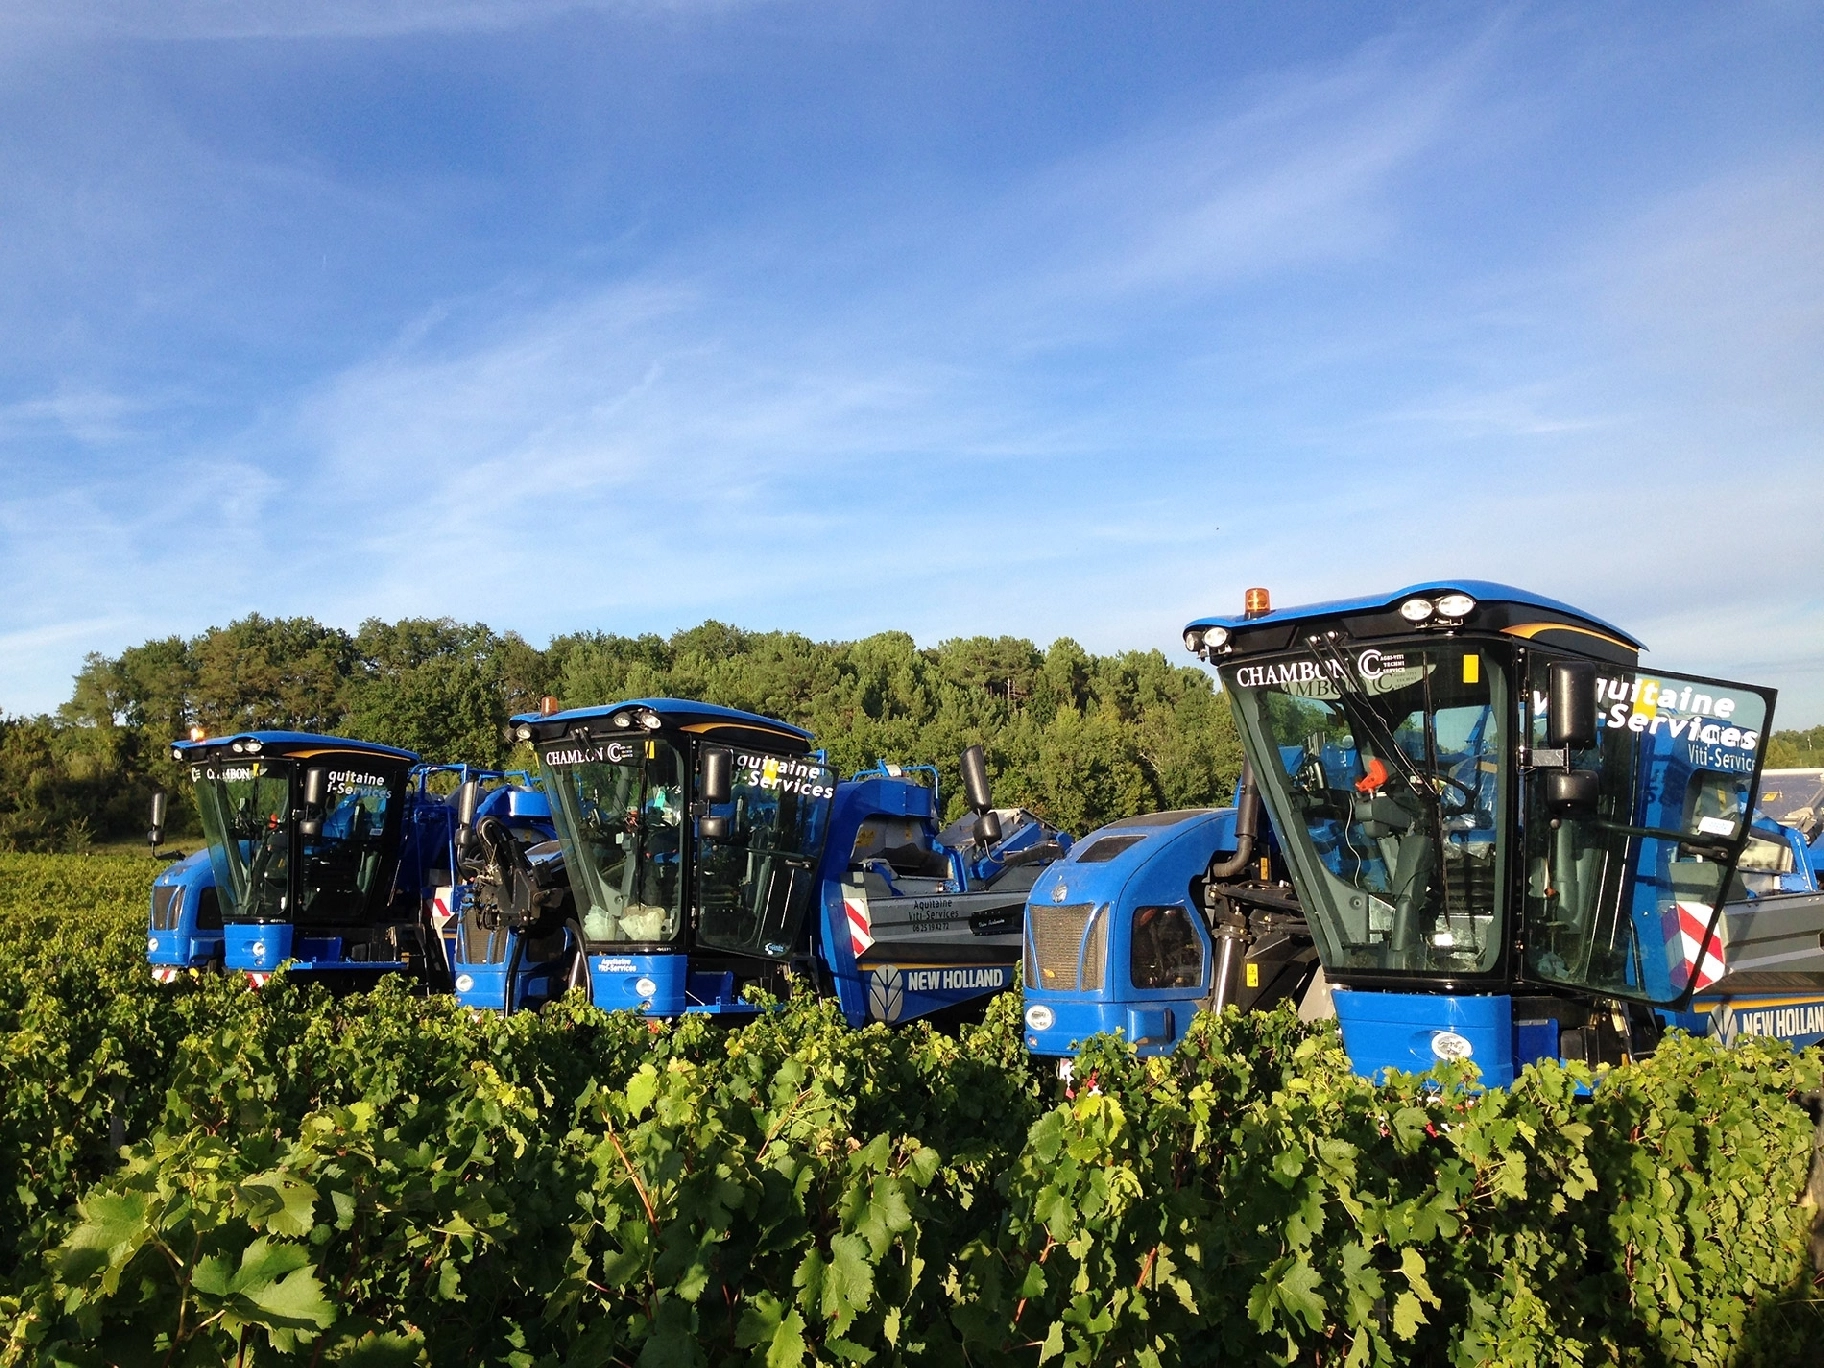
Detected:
left=1022, top=809, right=1237, bottom=1056
left=575, top=951, right=758, bottom=1016
left=1331, top=990, right=1521, bottom=1086
left=146, top=850, right=221, bottom=970
left=224, top=922, right=409, bottom=976
left=1185, top=580, right=1642, bottom=647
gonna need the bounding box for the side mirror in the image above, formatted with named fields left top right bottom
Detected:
left=1548, top=661, right=1598, bottom=750
left=698, top=815, right=730, bottom=840
left=960, top=744, right=992, bottom=814
left=699, top=748, right=732, bottom=805
left=974, top=810, right=1003, bottom=846
left=1544, top=769, right=1600, bottom=810
left=148, top=791, right=167, bottom=848
left=298, top=768, right=328, bottom=839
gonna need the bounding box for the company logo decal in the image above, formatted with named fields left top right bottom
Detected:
left=739, top=752, right=835, bottom=799
left=868, top=966, right=905, bottom=1024
left=544, top=742, right=641, bottom=766
left=1232, top=652, right=1429, bottom=699
left=1431, top=1031, right=1473, bottom=1061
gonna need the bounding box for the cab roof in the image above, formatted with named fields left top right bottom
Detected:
left=1187, top=580, right=1643, bottom=663
left=171, top=731, right=420, bottom=764
left=513, top=697, right=814, bottom=751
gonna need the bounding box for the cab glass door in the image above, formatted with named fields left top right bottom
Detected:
left=1521, top=662, right=1773, bottom=1004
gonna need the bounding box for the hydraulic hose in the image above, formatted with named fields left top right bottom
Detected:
left=1207, top=760, right=1260, bottom=881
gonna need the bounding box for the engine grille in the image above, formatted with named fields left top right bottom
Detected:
left=1025, top=902, right=1107, bottom=991
left=150, top=885, right=182, bottom=932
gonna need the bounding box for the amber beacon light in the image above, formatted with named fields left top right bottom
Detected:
left=1243, top=587, right=1272, bottom=619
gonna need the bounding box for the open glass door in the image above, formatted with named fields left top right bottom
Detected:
left=1520, top=661, right=1774, bottom=1006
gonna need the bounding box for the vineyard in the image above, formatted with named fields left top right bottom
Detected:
left=0, top=853, right=1821, bottom=1366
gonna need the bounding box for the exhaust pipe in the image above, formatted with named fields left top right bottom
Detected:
left=1206, top=760, right=1259, bottom=881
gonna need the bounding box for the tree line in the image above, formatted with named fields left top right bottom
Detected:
left=0, top=616, right=1243, bottom=850
left=6, top=613, right=1819, bottom=854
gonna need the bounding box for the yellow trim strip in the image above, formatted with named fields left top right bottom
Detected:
left=855, top=961, right=1015, bottom=971
left=1699, top=994, right=1824, bottom=1010
left=271, top=748, right=409, bottom=762
left=678, top=720, right=807, bottom=742
left=1500, top=621, right=1635, bottom=651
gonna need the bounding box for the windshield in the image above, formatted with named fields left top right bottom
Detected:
left=193, top=760, right=294, bottom=922
left=695, top=749, right=835, bottom=959
left=1225, top=642, right=1507, bottom=977
left=541, top=738, right=687, bottom=947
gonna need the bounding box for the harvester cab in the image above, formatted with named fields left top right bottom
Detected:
left=170, top=731, right=433, bottom=987
left=513, top=698, right=837, bottom=1015
left=1181, top=580, right=1808, bottom=1085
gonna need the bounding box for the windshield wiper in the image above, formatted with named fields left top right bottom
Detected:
left=1304, top=631, right=1428, bottom=793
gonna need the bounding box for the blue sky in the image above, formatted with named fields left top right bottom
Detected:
left=2, top=1, right=1821, bottom=722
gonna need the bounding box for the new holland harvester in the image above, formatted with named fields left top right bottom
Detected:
left=1024, top=580, right=1824, bottom=1086
left=148, top=731, right=558, bottom=998
left=495, top=697, right=1070, bottom=1025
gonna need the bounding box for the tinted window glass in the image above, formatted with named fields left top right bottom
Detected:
left=1130, top=905, right=1205, bottom=988
left=1076, top=835, right=1145, bottom=864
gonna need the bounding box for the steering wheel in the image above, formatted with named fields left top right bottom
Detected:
left=1412, top=766, right=1478, bottom=816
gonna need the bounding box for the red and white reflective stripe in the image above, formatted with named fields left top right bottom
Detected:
left=246, top=971, right=271, bottom=988
left=431, top=887, right=454, bottom=932
left=1675, top=900, right=1725, bottom=993
left=151, top=967, right=179, bottom=985
left=843, top=894, right=873, bottom=958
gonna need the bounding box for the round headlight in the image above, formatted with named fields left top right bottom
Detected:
left=171, top=747, right=184, bottom=761
left=1436, top=593, right=1476, bottom=620
left=613, top=713, right=632, bottom=728
left=230, top=741, right=244, bottom=753
left=1399, top=597, right=1435, bottom=623
left=1205, top=625, right=1230, bottom=651
left=1183, top=627, right=1205, bottom=654
left=243, top=740, right=261, bottom=754
left=514, top=723, right=533, bottom=742
left=640, top=710, right=663, bottom=731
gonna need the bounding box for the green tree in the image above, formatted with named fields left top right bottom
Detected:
left=190, top=616, right=356, bottom=735
left=1766, top=726, right=1824, bottom=768
left=340, top=619, right=513, bottom=766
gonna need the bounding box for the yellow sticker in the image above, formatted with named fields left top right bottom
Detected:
left=646, top=740, right=656, bottom=760
left=1463, top=654, right=1480, bottom=684
left=1245, top=963, right=1259, bottom=988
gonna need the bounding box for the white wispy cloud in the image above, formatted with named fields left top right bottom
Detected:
left=2, top=8, right=1821, bottom=729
